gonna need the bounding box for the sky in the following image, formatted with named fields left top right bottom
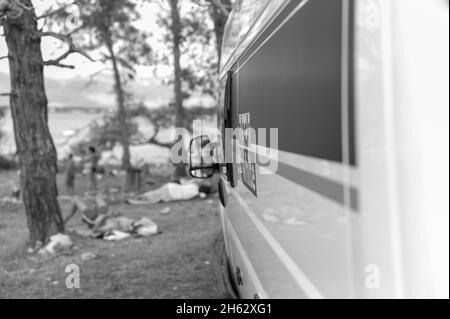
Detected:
left=0, top=0, right=173, bottom=79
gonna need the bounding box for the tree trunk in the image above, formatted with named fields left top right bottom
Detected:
left=209, top=0, right=231, bottom=67
left=106, top=39, right=131, bottom=170
left=170, top=0, right=184, bottom=130
left=170, top=0, right=187, bottom=180
left=4, top=1, right=64, bottom=247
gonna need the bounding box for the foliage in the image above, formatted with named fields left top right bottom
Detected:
left=45, top=0, right=154, bottom=167
left=129, top=101, right=217, bottom=134
left=71, top=100, right=216, bottom=154
left=156, top=0, right=219, bottom=101
left=46, top=0, right=153, bottom=77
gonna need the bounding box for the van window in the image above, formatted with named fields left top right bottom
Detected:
left=236, top=0, right=348, bottom=164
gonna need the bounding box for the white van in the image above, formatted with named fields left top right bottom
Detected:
left=190, top=0, right=449, bottom=299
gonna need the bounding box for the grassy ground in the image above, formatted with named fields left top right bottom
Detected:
left=0, top=168, right=229, bottom=299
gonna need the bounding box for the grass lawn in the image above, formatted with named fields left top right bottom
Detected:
left=0, top=168, right=229, bottom=299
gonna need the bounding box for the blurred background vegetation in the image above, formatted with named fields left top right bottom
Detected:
left=0, top=0, right=233, bottom=172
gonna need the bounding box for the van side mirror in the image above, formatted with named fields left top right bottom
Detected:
left=189, top=135, right=220, bottom=179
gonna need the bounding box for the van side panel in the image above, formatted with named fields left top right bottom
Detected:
left=223, top=0, right=354, bottom=298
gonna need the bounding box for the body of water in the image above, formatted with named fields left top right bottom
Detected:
left=0, top=109, right=171, bottom=165
left=1, top=110, right=102, bottom=155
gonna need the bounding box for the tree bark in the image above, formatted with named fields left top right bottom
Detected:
left=3, top=0, right=64, bottom=247
left=208, top=0, right=231, bottom=67
left=170, top=0, right=187, bottom=180
left=106, top=38, right=131, bottom=170
left=169, top=0, right=184, bottom=130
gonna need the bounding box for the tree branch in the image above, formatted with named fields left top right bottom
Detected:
left=39, top=31, right=67, bottom=42
left=146, top=137, right=173, bottom=149
left=16, top=1, right=34, bottom=12
left=45, top=62, right=75, bottom=69
left=191, top=0, right=210, bottom=8
left=133, top=136, right=174, bottom=149
left=145, top=126, right=173, bottom=149
left=155, top=0, right=170, bottom=13
left=83, top=68, right=109, bottom=88
left=209, top=0, right=230, bottom=16
left=0, top=89, right=17, bottom=97
left=37, top=2, right=78, bottom=20
left=40, top=31, right=94, bottom=68
left=0, top=55, right=8, bottom=61
left=130, top=118, right=173, bottom=149
left=0, top=0, right=34, bottom=22
left=190, top=0, right=231, bottom=18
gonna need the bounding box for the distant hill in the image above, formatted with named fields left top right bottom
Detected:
left=0, top=71, right=173, bottom=109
